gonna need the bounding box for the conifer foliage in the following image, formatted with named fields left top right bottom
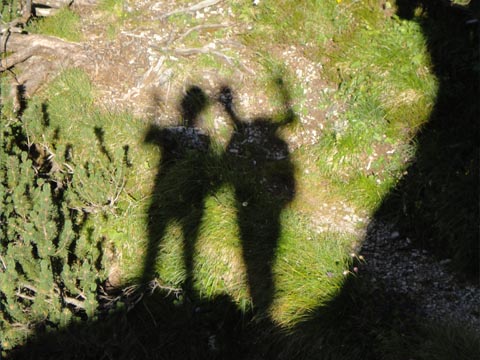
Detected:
left=0, top=81, right=110, bottom=352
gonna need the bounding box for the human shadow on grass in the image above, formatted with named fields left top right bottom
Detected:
left=218, top=80, right=296, bottom=315
left=141, top=85, right=219, bottom=296
left=372, top=0, right=479, bottom=277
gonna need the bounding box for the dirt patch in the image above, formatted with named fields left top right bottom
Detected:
left=73, top=1, right=338, bottom=151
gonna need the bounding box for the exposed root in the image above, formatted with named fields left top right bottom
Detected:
left=155, top=44, right=255, bottom=75
left=174, top=23, right=228, bottom=43
left=1, top=33, right=88, bottom=109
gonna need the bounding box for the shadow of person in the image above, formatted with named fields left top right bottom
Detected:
left=142, top=85, right=219, bottom=296
left=372, top=0, right=479, bottom=275
left=218, top=80, right=296, bottom=316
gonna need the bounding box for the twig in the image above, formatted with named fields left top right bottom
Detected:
left=0, top=254, right=6, bottom=271
left=15, top=292, right=36, bottom=301
left=21, top=283, right=38, bottom=293
left=149, top=279, right=182, bottom=296
left=156, top=0, right=224, bottom=19
left=63, top=296, right=86, bottom=309
left=157, top=44, right=255, bottom=75
left=175, top=23, right=228, bottom=43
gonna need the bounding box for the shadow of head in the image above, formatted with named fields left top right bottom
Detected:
left=396, top=0, right=478, bottom=20
left=181, top=85, right=209, bottom=127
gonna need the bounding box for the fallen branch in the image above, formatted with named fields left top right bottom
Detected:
left=1, top=33, right=83, bottom=68
left=156, top=0, right=223, bottom=19
left=175, top=23, right=228, bottom=43
left=0, top=45, right=52, bottom=71
left=157, top=44, right=255, bottom=75
left=1, top=33, right=87, bottom=100
left=63, top=296, right=86, bottom=309
left=0, top=255, right=6, bottom=271
left=34, top=7, right=60, bottom=17
left=15, top=292, right=36, bottom=301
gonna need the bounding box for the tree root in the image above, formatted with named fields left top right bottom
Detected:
left=1, top=33, right=88, bottom=110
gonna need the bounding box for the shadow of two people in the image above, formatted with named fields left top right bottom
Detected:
left=142, top=79, right=296, bottom=316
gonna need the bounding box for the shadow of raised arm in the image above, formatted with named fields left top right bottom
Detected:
left=218, top=78, right=296, bottom=131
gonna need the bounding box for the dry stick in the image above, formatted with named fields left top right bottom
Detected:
left=1, top=33, right=83, bottom=71
left=24, top=0, right=33, bottom=18
left=18, top=283, right=86, bottom=309
left=171, top=45, right=234, bottom=62
left=174, top=23, right=228, bottom=43
left=164, top=45, right=255, bottom=75
left=158, top=0, right=223, bottom=19
left=0, top=255, right=6, bottom=271
left=35, top=7, right=60, bottom=17
left=63, top=296, right=86, bottom=309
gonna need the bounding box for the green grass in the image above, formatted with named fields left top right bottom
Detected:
left=0, top=0, right=22, bottom=22
left=26, top=7, right=82, bottom=42
left=99, top=0, right=125, bottom=14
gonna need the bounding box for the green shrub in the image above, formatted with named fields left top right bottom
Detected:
left=0, top=70, right=138, bottom=352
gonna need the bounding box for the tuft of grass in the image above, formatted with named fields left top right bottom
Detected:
left=99, top=0, right=125, bottom=14
left=26, top=7, right=82, bottom=42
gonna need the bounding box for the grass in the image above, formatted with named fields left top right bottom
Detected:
left=26, top=7, right=82, bottom=42
left=2, top=0, right=479, bottom=358
left=0, top=0, right=22, bottom=22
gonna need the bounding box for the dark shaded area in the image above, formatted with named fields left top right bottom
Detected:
left=219, top=82, right=296, bottom=314
left=141, top=85, right=217, bottom=295
left=94, top=126, right=113, bottom=163
left=14, top=83, right=27, bottom=118
left=6, top=1, right=479, bottom=358
left=40, top=102, right=49, bottom=128
left=375, top=0, right=479, bottom=276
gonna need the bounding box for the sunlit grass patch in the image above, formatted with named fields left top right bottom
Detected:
left=21, top=68, right=155, bottom=282
left=237, top=0, right=340, bottom=53
left=194, top=185, right=250, bottom=304
left=298, top=12, right=438, bottom=213
left=26, top=7, right=82, bottom=42
left=99, top=0, right=125, bottom=14
left=271, top=217, right=354, bottom=326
